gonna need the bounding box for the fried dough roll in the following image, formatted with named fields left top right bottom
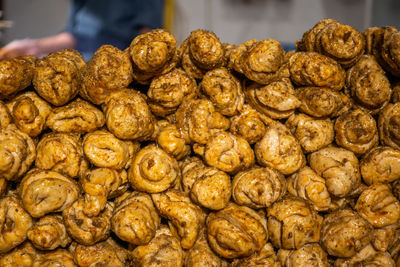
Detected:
left=148, top=68, right=197, bottom=117
left=0, top=241, right=37, bottom=267
left=355, top=184, right=400, bottom=228
left=289, top=52, right=345, bottom=90
left=69, top=238, right=129, bottom=267
left=335, top=109, right=379, bottom=155
left=345, top=55, right=391, bottom=114
left=0, top=101, right=12, bottom=129
left=232, top=167, right=286, bottom=209
left=131, top=226, right=184, bottom=267
left=155, top=121, right=191, bottom=160
left=103, top=89, right=154, bottom=141
left=196, top=131, right=254, bottom=174
left=180, top=30, right=224, bottom=79
left=361, top=146, right=400, bottom=185
left=379, top=102, right=400, bottom=150
left=296, top=86, right=351, bottom=118
left=267, top=197, right=322, bottom=250
left=81, top=45, right=133, bottom=105
left=0, top=56, right=35, bottom=99
left=129, top=144, right=180, bottom=193
left=231, top=243, right=280, bottom=267
left=0, top=195, right=33, bottom=253
left=321, top=209, right=373, bottom=258
left=207, top=202, right=268, bottom=259
left=111, top=191, right=160, bottom=245
left=288, top=167, right=331, bottom=211
left=27, top=214, right=71, bottom=250
left=280, top=243, right=329, bottom=267
left=175, top=98, right=230, bottom=145
left=200, top=67, right=244, bottom=116
left=255, top=121, right=305, bottom=175
left=33, top=249, right=76, bottom=267
left=35, top=132, right=88, bottom=178
left=7, top=91, right=51, bottom=137
left=152, top=189, right=205, bottom=249
left=19, top=169, right=80, bottom=218
left=0, top=124, right=35, bottom=181
left=286, top=113, right=334, bottom=153
left=335, top=249, right=396, bottom=267
left=181, top=157, right=231, bottom=210
left=33, top=49, right=85, bottom=106
left=46, top=98, right=105, bottom=133
left=229, top=39, right=290, bottom=84
left=62, top=198, right=113, bottom=245
left=129, top=29, right=178, bottom=84
left=309, top=146, right=361, bottom=198
left=244, top=78, right=300, bottom=119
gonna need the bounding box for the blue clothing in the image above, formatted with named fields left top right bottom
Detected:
left=65, top=0, right=163, bottom=60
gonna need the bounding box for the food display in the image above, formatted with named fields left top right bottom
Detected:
left=2, top=18, right=400, bottom=266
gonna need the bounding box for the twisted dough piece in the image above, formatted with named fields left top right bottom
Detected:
left=232, top=167, right=286, bottom=209
left=152, top=189, right=205, bottom=250
left=181, top=157, right=231, bottom=210
left=0, top=241, right=37, bottom=267
left=33, top=49, right=85, bottom=106
left=27, top=214, right=71, bottom=250
left=36, top=132, right=88, bottom=178
left=129, top=144, right=180, bottom=193
left=0, top=195, right=33, bottom=253
left=207, top=202, right=268, bottom=259
left=46, top=98, right=105, bottom=133
left=280, top=243, right=329, bottom=267
left=200, top=67, right=244, bottom=116
left=129, top=29, right=178, bottom=84
left=231, top=243, right=280, bottom=267
left=80, top=45, right=133, bottom=105
left=335, top=248, right=396, bottom=267
left=0, top=124, right=35, bottom=181
left=33, top=249, right=76, bottom=267
left=103, top=89, right=154, bottom=141
left=267, top=197, right=322, bottom=250
left=7, top=91, right=51, bottom=137
left=111, top=191, right=160, bottom=245
left=0, top=101, right=12, bottom=129
left=155, top=121, right=191, bottom=160
left=379, top=102, right=400, bottom=150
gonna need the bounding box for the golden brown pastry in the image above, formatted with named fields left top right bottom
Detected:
left=111, top=191, right=160, bottom=245
left=181, top=157, right=231, bottom=210
left=372, top=225, right=399, bottom=253
left=33, top=249, right=76, bottom=267
left=0, top=101, right=12, bottom=129
left=280, top=243, right=329, bottom=267
left=0, top=56, right=35, bottom=99
left=131, top=225, right=184, bottom=267
left=155, top=121, right=191, bottom=160
left=33, top=49, right=85, bottom=106
left=335, top=245, right=396, bottom=267
left=0, top=124, right=35, bottom=181
left=152, top=189, right=205, bottom=249
left=321, top=209, right=373, bottom=258
left=288, top=166, right=331, bottom=211
left=392, top=81, right=400, bottom=103
left=286, top=113, right=334, bottom=153
left=35, top=132, right=88, bottom=178
left=19, top=169, right=80, bottom=218
left=103, top=89, right=154, bottom=141
left=27, top=214, right=71, bottom=250
left=195, top=131, right=254, bottom=174
left=80, top=45, right=133, bottom=105
left=69, top=238, right=129, bottom=267
left=0, top=195, right=33, bottom=253
left=267, top=197, right=322, bottom=250
left=0, top=241, right=37, bottom=267
left=255, top=121, right=305, bottom=175
left=0, top=178, right=7, bottom=197
left=62, top=198, right=113, bottom=245
left=200, top=67, right=244, bottom=116
left=296, top=86, right=352, bottom=118
left=334, top=109, right=379, bottom=155
left=180, top=30, right=224, bottom=79
left=175, top=98, right=230, bottom=145
left=148, top=68, right=197, bottom=117
left=244, top=78, right=300, bottom=119
left=289, top=52, right=345, bottom=90
left=231, top=243, right=280, bottom=267
left=206, top=202, right=268, bottom=259
left=129, top=29, right=178, bottom=84
left=129, top=144, right=180, bottom=193
left=46, top=98, right=105, bottom=133
left=361, top=146, right=400, bottom=185
left=379, top=102, right=400, bottom=150
left=232, top=166, right=286, bottom=209
left=308, top=146, right=361, bottom=198
left=345, top=55, right=391, bottom=114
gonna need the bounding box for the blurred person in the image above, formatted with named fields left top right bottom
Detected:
left=0, top=0, right=164, bottom=61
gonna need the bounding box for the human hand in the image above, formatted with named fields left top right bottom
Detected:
left=0, top=39, right=38, bottom=59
